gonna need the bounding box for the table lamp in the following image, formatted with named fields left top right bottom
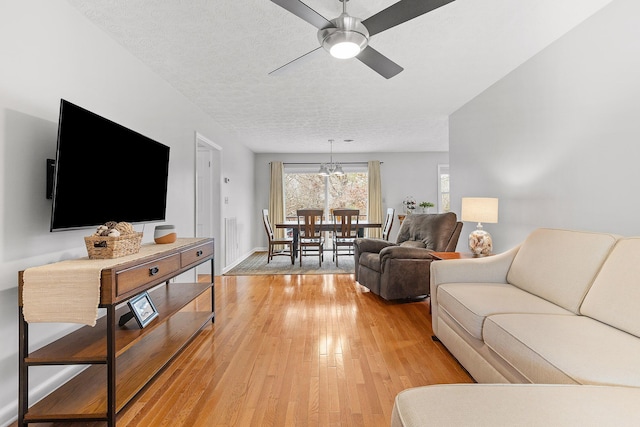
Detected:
left=461, top=197, right=499, bottom=255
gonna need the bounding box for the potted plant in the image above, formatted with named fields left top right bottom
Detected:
left=419, top=201, right=435, bottom=213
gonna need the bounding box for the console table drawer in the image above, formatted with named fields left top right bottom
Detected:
left=116, top=254, right=181, bottom=296
left=181, top=243, right=213, bottom=268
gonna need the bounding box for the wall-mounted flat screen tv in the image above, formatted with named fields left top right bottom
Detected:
left=50, top=99, right=170, bottom=231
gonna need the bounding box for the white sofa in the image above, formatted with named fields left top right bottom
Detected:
left=391, top=384, right=640, bottom=427
left=391, top=228, right=640, bottom=426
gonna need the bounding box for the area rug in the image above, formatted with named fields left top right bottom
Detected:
left=224, top=251, right=355, bottom=275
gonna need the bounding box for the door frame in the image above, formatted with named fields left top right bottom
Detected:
left=195, top=132, right=222, bottom=276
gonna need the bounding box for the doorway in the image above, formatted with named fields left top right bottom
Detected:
left=195, top=132, right=222, bottom=276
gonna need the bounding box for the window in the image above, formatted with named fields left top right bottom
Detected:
left=284, top=172, right=325, bottom=219
left=284, top=166, right=368, bottom=220
left=438, top=164, right=450, bottom=213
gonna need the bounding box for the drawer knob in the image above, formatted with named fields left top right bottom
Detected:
left=196, top=250, right=203, bottom=257
left=149, top=266, right=160, bottom=276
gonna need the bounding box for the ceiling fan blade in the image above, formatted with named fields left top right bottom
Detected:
left=357, top=46, right=403, bottom=79
left=362, top=0, right=456, bottom=37
left=269, top=47, right=325, bottom=76
left=271, top=0, right=333, bottom=30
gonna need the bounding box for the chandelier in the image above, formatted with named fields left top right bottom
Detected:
left=318, top=139, right=344, bottom=176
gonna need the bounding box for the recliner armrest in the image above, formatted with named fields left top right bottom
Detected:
left=354, top=238, right=396, bottom=254
left=379, top=246, right=438, bottom=260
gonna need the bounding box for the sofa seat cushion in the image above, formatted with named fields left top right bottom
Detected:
left=391, top=384, right=640, bottom=427
left=359, top=252, right=381, bottom=273
left=484, top=313, right=640, bottom=386
left=437, top=283, right=572, bottom=340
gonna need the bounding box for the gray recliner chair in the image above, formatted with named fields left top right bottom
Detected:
left=353, top=212, right=462, bottom=300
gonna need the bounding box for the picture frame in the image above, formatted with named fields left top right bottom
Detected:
left=127, top=291, right=159, bottom=328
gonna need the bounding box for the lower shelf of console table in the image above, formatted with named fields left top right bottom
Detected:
left=18, top=238, right=214, bottom=426
left=26, top=285, right=212, bottom=421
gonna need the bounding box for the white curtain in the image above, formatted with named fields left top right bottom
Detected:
left=367, top=160, right=382, bottom=238
left=269, top=161, right=285, bottom=239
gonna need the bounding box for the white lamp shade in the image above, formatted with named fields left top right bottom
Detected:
left=461, top=198, right=499, bottom=224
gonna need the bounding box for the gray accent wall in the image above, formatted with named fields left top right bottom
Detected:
left=450, top=0, right=640, bottom=252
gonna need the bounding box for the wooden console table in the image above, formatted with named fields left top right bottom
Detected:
left=18, top=238, right=214, bottom=426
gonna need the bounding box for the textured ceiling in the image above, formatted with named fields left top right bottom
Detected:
left=66, top=0, right=613, bottom=154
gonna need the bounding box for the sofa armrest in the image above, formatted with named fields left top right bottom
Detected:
left=354, top=238, right=396, bottom=254
left=430, top=245, right=520, bottom=336
left=430, top=245, right=520, bottom=286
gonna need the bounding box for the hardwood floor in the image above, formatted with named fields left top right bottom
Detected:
left=21, top=274, right=472, bottom=427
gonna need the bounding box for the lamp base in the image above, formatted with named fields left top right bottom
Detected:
left=469, top=229, right=493, bottom=256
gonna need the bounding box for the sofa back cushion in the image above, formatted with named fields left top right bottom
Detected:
left=506, top=228, right=619, bottom=313
left=581, top=238, right=640, bottom=337
left=395, top=212, right=458, bottom=251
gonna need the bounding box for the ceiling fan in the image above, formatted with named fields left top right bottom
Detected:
left=269, top=0, right=456, bottom=79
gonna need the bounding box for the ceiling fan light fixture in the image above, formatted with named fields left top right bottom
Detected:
left=327, top=34, right=365, bottom=59
left=318, top=13, right=369, bottom=59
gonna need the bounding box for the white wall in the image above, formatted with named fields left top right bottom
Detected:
left=254, top=152, right=449, bottom=246
left=450, top=0, right=640, bottom=252
left=0, top=1, right=254, bottom=425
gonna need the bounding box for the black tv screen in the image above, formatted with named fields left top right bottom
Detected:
left=50, top=99, right=170, bottom=231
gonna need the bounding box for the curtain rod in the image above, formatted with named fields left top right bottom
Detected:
left=269, top=161, right=382, bottom=166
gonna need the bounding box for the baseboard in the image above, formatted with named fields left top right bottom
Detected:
left=222, top=248, right=262, bottom=274
left=1, top=365, right=83, bottom=427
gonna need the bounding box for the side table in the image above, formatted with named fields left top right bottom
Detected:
left=430, top=251, right=490, bottom=260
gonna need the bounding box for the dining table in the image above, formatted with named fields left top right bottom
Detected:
left=275, top=220, right=382, bottom=258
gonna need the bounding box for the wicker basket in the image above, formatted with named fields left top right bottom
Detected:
left=84, top=232, right=143, bottom=259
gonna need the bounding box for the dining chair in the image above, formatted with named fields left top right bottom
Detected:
left=332, top=208, right=360, bottom=267
left=382, top=207, right=395, bottom=241
left=262, top=209, right=294, bottom=264
left=296, top=209, right=324, bottom=266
